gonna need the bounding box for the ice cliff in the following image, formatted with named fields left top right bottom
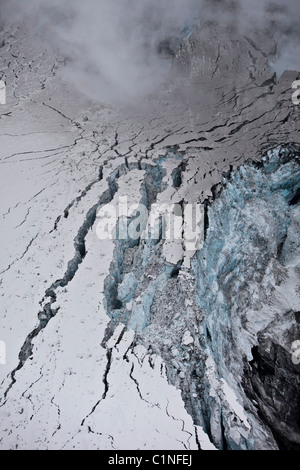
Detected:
left=192, top=145, right=300, bottom=449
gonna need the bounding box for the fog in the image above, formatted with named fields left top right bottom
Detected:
left=1, top=0, right=299, bottom=105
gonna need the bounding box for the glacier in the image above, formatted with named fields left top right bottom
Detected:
left=0, top=13, right=299, bottom=451
left=192, top=145, right=300, bottom=449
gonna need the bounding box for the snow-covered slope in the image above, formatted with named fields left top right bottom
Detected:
left=0, top=21, right=299, bottom=450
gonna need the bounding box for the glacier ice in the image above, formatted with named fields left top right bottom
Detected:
left=98, top=145, right=300, bottom=450
left=191, top=145, right=300, bottom=449
left=1, top=16, right=300, bottom=451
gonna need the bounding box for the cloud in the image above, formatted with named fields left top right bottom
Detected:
left=1, top=0, right=299, bottom=105
left=1, top=0, right=202, bottom=105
